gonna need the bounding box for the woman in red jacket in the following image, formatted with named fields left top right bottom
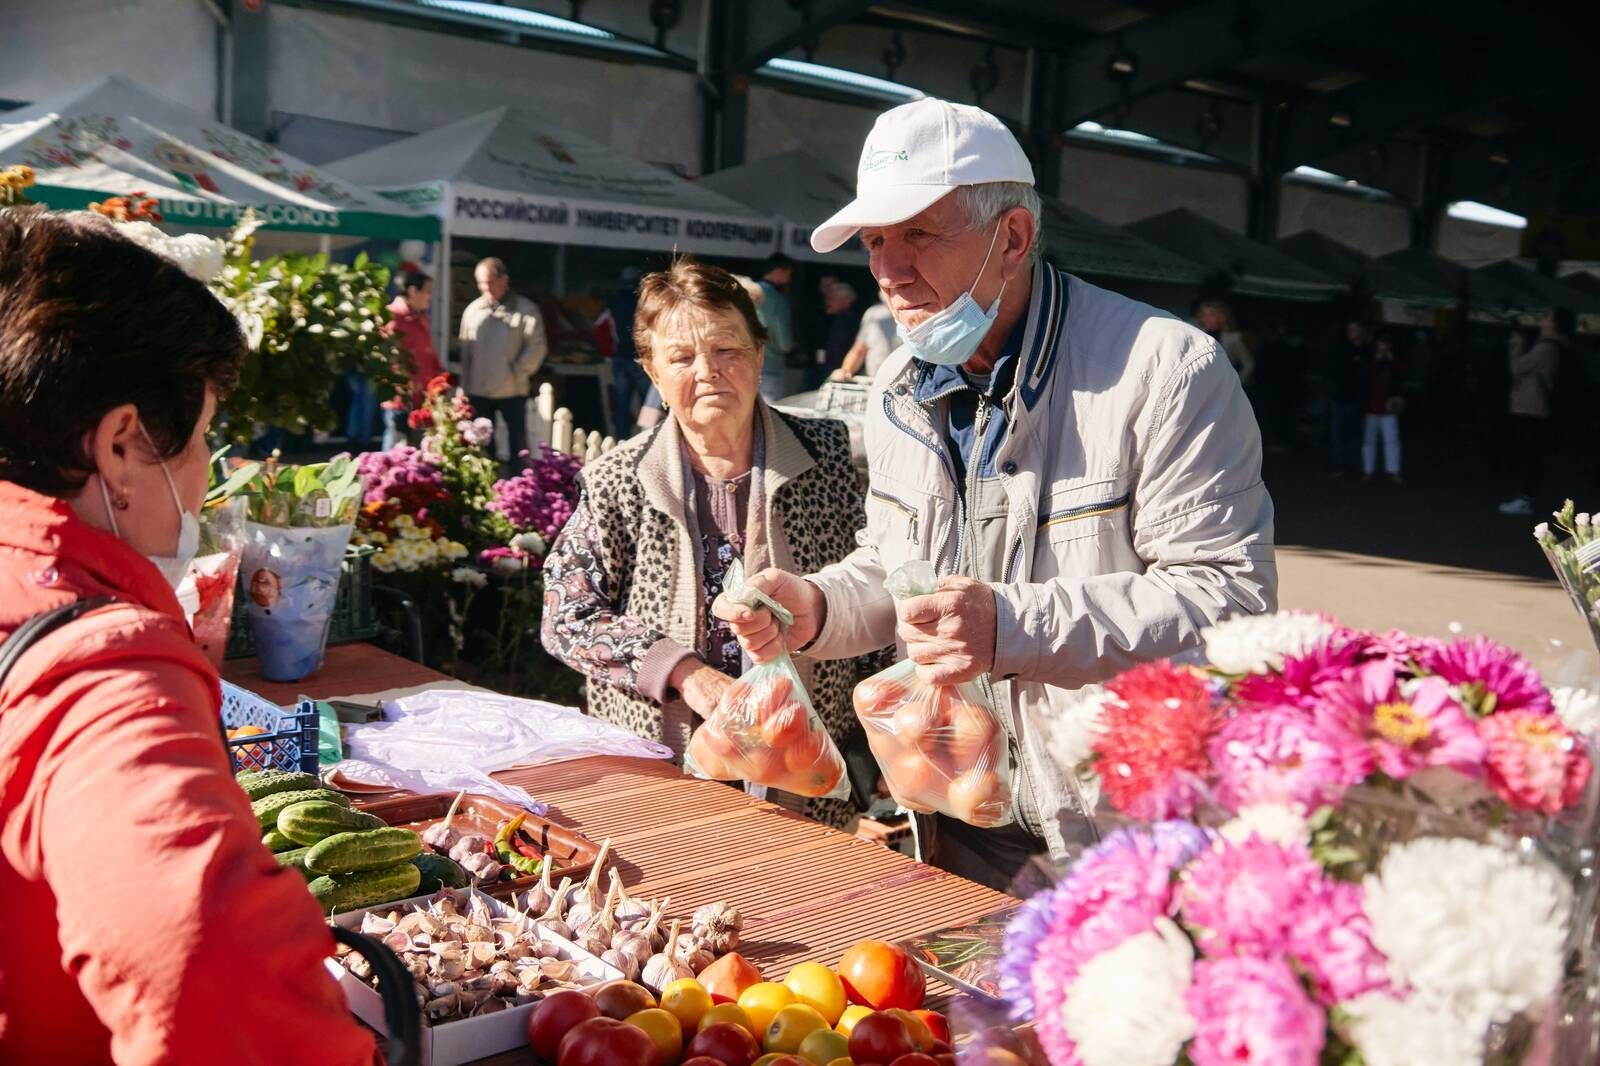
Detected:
left=0, top=209, right=377, bottom=1065
left=380, top=269, right=443, bottom=450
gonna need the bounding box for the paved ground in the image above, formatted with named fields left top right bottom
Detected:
left=1262, top=439, right=1598, bottom=683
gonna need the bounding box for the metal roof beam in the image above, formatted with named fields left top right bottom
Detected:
left=1057, top=0, right=1385, bottom=129
left=737, top=0, right=876, bottom=73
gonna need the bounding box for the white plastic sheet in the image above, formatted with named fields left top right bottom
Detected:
left=330, top=688, right=673, bottom=812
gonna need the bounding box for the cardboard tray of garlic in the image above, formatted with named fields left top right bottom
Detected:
left=326, top=887, right=624, bottom=1064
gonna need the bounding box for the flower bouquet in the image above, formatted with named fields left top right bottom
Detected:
left=188, top=495, right=247, bottom=668
left=1535, top=501, right=1600, bottom=657
left=998, top=821, right=1577, bottom=1066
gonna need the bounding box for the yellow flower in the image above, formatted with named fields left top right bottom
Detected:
left=369, top=530, right=389, bottom=545
left=393, top=514, right=416, bottom=530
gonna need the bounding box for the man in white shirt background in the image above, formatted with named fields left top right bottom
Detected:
left=457, top=257, right=547, bottom=471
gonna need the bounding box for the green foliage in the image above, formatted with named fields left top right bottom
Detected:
left=211, top=454, right=364, bottom=527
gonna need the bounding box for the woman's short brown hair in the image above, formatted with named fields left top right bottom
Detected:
left=0, top=209, right=245, bottom=494
left=632, top=256, right=768, bottom=365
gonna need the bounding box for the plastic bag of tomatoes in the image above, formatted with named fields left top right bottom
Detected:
left=851, top=562, right=1015, bottom=827
left=685, top=561, right=849, bottom=799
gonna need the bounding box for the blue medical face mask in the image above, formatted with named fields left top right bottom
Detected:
left=896, top=222, right=1009, bottom=367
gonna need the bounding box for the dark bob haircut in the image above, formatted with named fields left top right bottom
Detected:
left=0, top=208, right=245, bottom=495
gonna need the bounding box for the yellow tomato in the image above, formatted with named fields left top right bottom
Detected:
left=661, top=978, right=714, bottom=1033
left=783, top=962, right=847, bottom=1026
left=834, top=1004, right=872, bottom=1037
left=699, top=1002, right=759, bottom=1038
left=738, top=981, right=797, bottom=1035
left=624, top=1008, right=683, bottom=1065
left=796, top=1027, right=850, bottom=1064
left=764, top=1004, right=829, bottom=1054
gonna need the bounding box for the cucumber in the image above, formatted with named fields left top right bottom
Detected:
left=411, top=852, right=469, bottom=894
left=305, top=828, right=423, bottom=875
left=262, top=828, right=298, bottom=853
left=278, top=800, right=385, bottom=846
left=252, top=788, right=350, bottom=830
left=275, top=846, right=317, bottom=881
left=238, top=770, right=321, bottom=803
left=309, top=863, right=423, bottom=914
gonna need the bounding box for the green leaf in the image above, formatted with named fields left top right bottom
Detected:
left=207, top=460, right=262, bottom=503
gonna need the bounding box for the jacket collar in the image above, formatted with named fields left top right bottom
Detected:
left=634, top=398, right=813, bottom=518
left=0, top=481, right=185, bottom=620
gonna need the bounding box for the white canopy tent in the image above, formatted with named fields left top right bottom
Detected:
left=0, top=77, right=439, bottom=243
left=696, top=149, right=866, bottom=265
left=329, top=107, right=781, bottom=352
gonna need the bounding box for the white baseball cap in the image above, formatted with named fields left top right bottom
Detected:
left=811, top=98, right=1035, bottom=254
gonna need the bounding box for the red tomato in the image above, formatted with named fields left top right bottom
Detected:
left=837, top=941, right=926, bottom=1010
left=847, top=1011, right=917, bottom=1063
left=683, top=1021, right=762, bottom=1066
left=889, top=1056, right=941, bottom=1066
left=528, top=989, right=600, bottom=1063
left=556, top=1017, right=658, bottom=1066
left=681, top=1060, right=725, bottom=1066
left=914, top=1010, right=951, bottom=1046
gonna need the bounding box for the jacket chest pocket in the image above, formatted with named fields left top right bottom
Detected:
left=868, top=487, right=922, bottom=544
left=1039, top=482, right=1131, bottom=544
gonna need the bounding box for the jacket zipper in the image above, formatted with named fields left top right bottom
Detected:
left=882, top=391, right=959, bottom=575
left=868, top=489, right=919, bottom=543
left=962, top=394, right=991, bottom=579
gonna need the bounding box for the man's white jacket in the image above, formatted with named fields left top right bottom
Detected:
left=806, top=260, right=1277, bottom=859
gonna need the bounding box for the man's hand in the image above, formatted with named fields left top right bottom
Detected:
left=711, top=568, right=825, bottom=663
left=896, top=575, right=997, bottom=685
left=669, top=659, right=736, bottom=721
left=829, top=367, right=854, bottom=382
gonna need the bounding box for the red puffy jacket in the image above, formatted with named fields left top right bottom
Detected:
left=0, top=482, right=376, bottom=1065
left=383, top=296, right=444, bottom=410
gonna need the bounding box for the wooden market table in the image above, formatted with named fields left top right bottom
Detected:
left=223, top=644, right=1016, bottom=1066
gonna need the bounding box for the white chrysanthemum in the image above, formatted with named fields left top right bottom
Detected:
left=511, top=531, right=547, bottom=555
left=1339, top=993, right=1485, bottom=1066
left=1061, top=917, right=1194, bottom=1066
left=1201, top=610, right=1337, bottom=675
left=1218, top=803, right=1311, bottom=846
left=1363, top=838, right=1570, bottom=1025
left=114, top=220, right=226, bottom=283
left=1041, top=684, right=1109, bottom=811
left=451, top=566, right=487, bottom=588
left=492, top=554, right=527, bottom=574
left=1552, top=687, right=1600, bottom=738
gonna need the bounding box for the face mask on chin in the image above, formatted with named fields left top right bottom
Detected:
left=895, top=221, right=1010, bottom=368
left=98, top=427, right=202, bottom=617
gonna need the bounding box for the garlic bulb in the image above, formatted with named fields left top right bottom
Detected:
left=523, top=860, right=557, bottom=915
left=639, top=897, right=671, bottom=951
left=671, top=929, right=714, bottom=972
left=691, top=901, right=744, bottom=954
left=537, top=877, right=574, bottom=940
left=613, top=929, right=654, bottom=972
left=641, top=920, right=693, bottom=993
left=559, top=839, right=611, bottom=912
left=602, top=948, right=641, bottom=981
left=608, top=870, right=652, bottom=926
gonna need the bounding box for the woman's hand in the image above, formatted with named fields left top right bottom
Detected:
left=670, top=659, right=737, bottom=720
left=712, top=568, right=826, bottom=662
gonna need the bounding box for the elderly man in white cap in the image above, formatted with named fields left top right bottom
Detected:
left=715, top=98, right=1275, bottom=891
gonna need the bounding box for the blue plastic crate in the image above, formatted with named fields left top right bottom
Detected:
left=220, top=680, right=319, bottom=775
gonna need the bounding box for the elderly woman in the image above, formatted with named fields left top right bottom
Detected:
left=541, top=257, right=876, bottom=827
left=0, top=210, right=375, bottom=1062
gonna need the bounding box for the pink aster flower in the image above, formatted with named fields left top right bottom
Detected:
left=1479, top=708, right=1592, bottom=813
left=1424, top=636, right=1554, bottom=716
left=1094, top=662, right=1222, bottom=819
left=1186, top=956, right=1326, bottom=1066
left=1235, top=636, right=1361, bottom=710
left=1317, top=668, right=1488, bottom=781
left=1350, top=627, right=1444, bottom=667
left=1289, top=880, right=1394, bottom=1006
left=1209, top=705, right=1373, bottom=812
left=1178, top=836, right=1323, bottom=957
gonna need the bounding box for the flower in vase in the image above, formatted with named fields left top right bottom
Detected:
left=1178, top=835, right=1323, bottom=958
left=1339, top=992, right=1485, bottom=1066
left=1201, top=611, right=1337, bottom=676
left=1059, top=917, right=1195, bottom=1066
left=1218, top=803, right=1311, bottom=847
left=1185, top=956, right=1325, bottom=1066
left=1477, top=708, right=1591, bottom=813
left=1422, top=636, right=1553, bottom=716
left=1551, top=686, right=1600, bottom=738
left=1362, top=837, right=1571, bottom=1026
left=457, top=417, right=495, bottom=448
left=1317, top=667, right=1487, bottom=781
left=1209, top=705, right=1373, bottom=813
left=1235, top=635, right=1362, bottom=711
left=450, top=566, right=487, bottom=588
left=1289, top=880, right=1393, bottom=1006
left=1095, top=662, right=1221, bottom=819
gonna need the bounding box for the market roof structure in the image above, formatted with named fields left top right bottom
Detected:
left=1274, top=230, right=1456, bottom=308
left=0, top=77, right=438, bottom=240
left=697, top=148, right=863, bottom=264
left=1039, top=199, right=1207, bottom=286
left=1127, top=208, right=1343, bottom=301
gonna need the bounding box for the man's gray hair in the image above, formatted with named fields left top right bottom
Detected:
left=955, top=182, right=1043, bottom=265
left=476, top=256, right=509, bottom=277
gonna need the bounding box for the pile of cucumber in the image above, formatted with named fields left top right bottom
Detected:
left=238, top=770, right=468, bottom=914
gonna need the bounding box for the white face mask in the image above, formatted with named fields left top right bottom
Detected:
left=896, top=221, right=1010, bottom=367
left=99, top=428, right=202, bottom=615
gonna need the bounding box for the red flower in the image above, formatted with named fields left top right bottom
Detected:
left=407, top=408, right=434, bottom=430
left=425, top=373, right=455, bottom=398
left=1094, top=661, right=1223, bottom=819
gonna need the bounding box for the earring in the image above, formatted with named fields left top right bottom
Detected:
left=112, top=491, right=130, bottom=511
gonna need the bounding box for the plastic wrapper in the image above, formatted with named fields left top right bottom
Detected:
left=240, top=521, right=353, bottom=682
left=684, top=561, right=848, bottom=799
left=188, top=498, right=246, bottom=668
left=852, top=561, right=1014, bottom=827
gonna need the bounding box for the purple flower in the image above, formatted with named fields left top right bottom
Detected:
left=1186, top=956, right=1325, bottom=1066
left=1289, top=880, right=1394, bottom=1006
left=1209, top=705, right=1373, bottom=812
left=1423, top=635, right=1554, bottom=716
left=355, top=446, right=445, bottom=505
left=457, top=417, right=495, bottom=448
left=490, top=444, right=583, bottom=537
left=1178, top=836, right=1323, bottom=958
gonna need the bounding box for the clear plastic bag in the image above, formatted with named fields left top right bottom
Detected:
left=685, top=561, right=848, bottom=799
left=852, top=561, right=1015, bottom=827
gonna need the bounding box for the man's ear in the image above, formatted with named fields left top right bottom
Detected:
left=1001, top=205, right=1037, bottom=281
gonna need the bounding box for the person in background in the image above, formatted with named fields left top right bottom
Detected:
left=1361, top=332, right=1406, bottom=485
left=459, top=256, right=547, bottom=470
left=832, top=289, right=899, bottom=382
left=380, top=269, right=442, bottom=451
left=1195, top=299, right=1255, bottom=386
left=1251, top=319, right=1303, bottom=454
left=541, top=257, right=876, bottom=829
left=1498, top=311, right=1570, bottom=515
left=595, top=265, right=647, bottom=440
left=1328, top=319, right=1370, bottom=475
left=756, top=253, right=796, bottom=401
left=0, top=210, right=376, bottom=1064
left=813, top=280, right=862, bottom=388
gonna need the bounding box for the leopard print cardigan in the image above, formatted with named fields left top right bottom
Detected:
left=542, top=405, right=882, bottom=828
